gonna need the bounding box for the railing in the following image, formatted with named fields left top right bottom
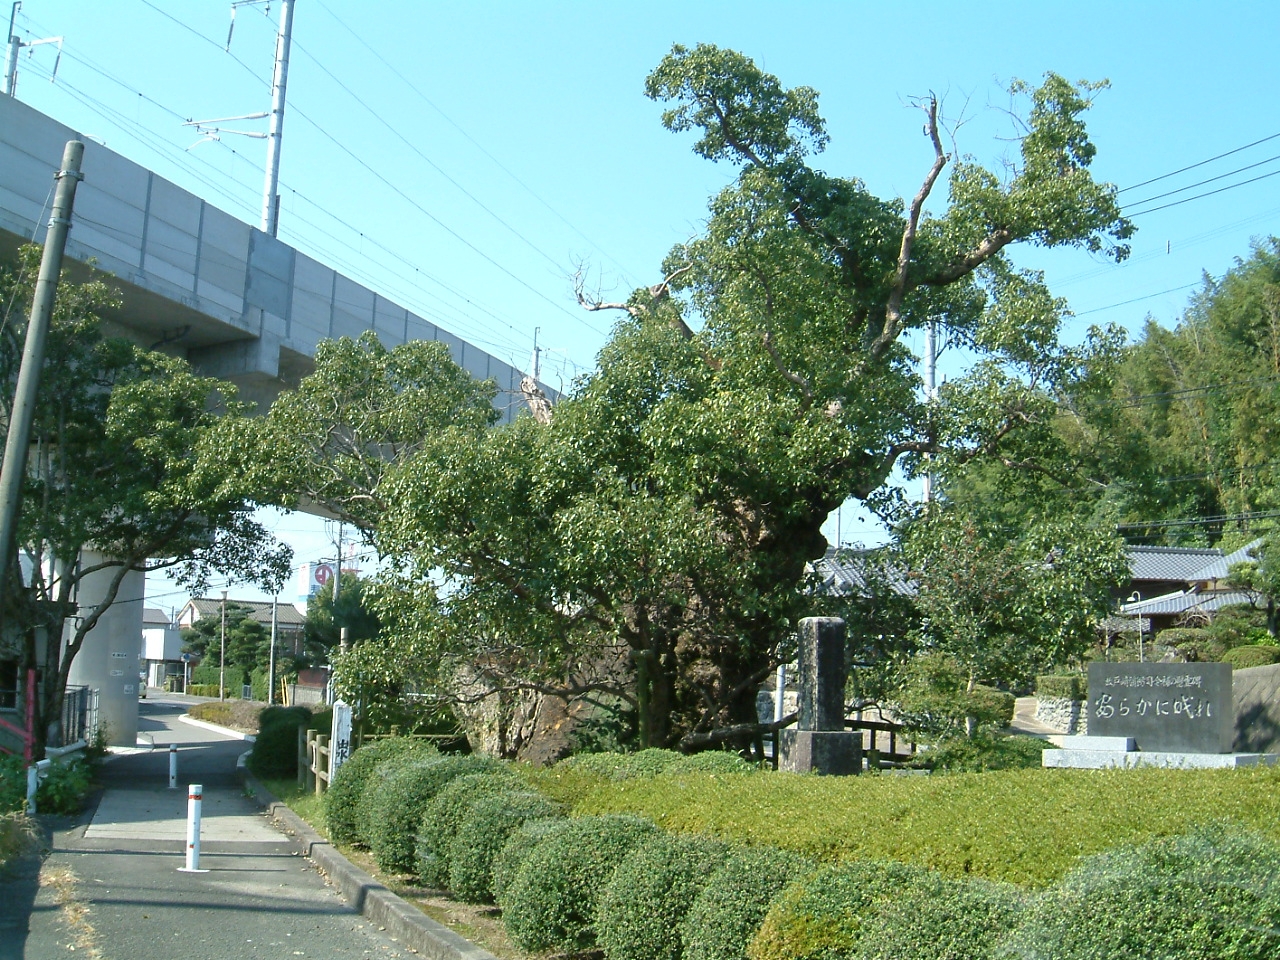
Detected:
left=299, top=728, right=333, bottom=796
left=846, top=717, right=917, bottom=766
left=58, top=685, right=98, bottom=748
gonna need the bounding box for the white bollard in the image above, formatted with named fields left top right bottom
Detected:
left=168, top=744, right=177, bottom=790
left=26, top=765, right=37, bottom=815
left=177, top=783, right=209, bottom=873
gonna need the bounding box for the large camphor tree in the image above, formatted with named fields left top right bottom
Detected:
left=0, top=247, right=292, bottom=758
left=282, top=46, right=1134, bottom=754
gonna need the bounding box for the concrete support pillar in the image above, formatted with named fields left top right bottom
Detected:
left=65, top=550, right=142, bottom=747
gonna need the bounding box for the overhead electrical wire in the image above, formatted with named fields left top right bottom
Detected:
left=310, top=0, right=639, bottom=290
left=131, top=0, right=606, bottom=340
left=14, top=17, right=556, bottom=370
left=1118, top=131, right=1280, bottom=193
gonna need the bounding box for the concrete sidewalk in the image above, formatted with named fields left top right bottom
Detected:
left=0, top=696, right=413, bottom=960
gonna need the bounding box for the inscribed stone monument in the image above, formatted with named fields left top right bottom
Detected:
left=779, top=617, right=862, bottom=775
left=1087, top=662, right=1233, bottom=753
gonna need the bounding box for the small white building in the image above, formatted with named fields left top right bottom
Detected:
left=141, top=608, right=183, bottom=689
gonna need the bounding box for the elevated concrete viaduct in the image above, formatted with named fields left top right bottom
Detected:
left=0, top=94, right=548, bottom=746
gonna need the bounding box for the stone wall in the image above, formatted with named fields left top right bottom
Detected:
left=1035, top=697, right=1086, bottom=735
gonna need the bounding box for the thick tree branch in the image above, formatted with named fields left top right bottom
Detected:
left=677, top=711, right=799, bottom=751
left=875, top=95, right=949, bottom=358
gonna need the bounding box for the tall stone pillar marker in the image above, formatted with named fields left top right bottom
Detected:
left=779, top=617, right=863, bottom=775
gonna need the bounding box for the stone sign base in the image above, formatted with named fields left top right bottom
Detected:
left=779, top=729, right=862, bottom=776
left=1044, top=749, right=1279, bottom=769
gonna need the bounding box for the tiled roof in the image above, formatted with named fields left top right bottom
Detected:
left=185, top=597, right=307, bottom=627
left=808, top=548, right=916, bottom=598
left=1126, top=545, right=1223, bottom=583
left=1185, top=538, right=1265, bottom=583
left=1118, top=588, right=1257, bottom=617
left=142, top=607, right=171, bottom=625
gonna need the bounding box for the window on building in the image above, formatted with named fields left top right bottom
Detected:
left=0, top=660, right=18, bottom=711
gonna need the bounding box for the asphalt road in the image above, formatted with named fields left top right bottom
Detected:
left=0, top=695, right=410, bottom=960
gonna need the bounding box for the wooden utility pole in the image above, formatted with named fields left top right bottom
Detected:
left=0, top=139, right=84, bottom=595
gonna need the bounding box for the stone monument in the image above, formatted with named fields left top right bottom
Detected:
left=779, top=617, right=862, bottom=775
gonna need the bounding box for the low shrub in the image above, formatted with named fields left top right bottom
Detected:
left=564, top=748, right=684, bottom=780
left=0, top=754, right=24, bottom=813
left=665, top=751, right=757, bottom=775
left=35, top=759, right=92, bottom=815
left=597, top=832, right=730, bottom=960
left=248, top=707, right=313, bottom=779
left=501, top=814, right=659, bottom=953
left=680, top=846, right=813, bottom=960
left=751, top=858, right=1022, bottom=960
left=910, top=734, right=1053, bottom=773
left=1004, top=825, right=1280, bottom=960
left=366, top=754, right=503, bottom=875
left=492, top=817, right=573, bottom=908
left=324, top=737, right=437, bottom=846
left=0, top=812, right=41, bottom=872
left=1222, top=644, right=1280, bottom=669
left=448, top=791, right=564, bottom=903
left=1035, top=674, right=1085, bottom=701
left=415, top=769, right=526, bottom=888
left=187, top=683, right=220, bottom=698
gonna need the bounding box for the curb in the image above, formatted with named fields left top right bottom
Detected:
left=178, top=714, right=257, bottom=741
left=241, top=769, right=499, bottom=960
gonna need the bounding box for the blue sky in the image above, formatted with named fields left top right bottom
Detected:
left=7, top=1, right=1280, bottom=609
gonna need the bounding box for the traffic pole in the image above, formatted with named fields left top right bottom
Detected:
left=177, top=783, right=209, bottom=873
left=168, top=744, right=177, bottom=789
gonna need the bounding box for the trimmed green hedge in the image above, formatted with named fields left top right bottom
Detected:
left=247, top=707, right=311, bottom=779
left=911, top=734, right=1053, bottom=773
left=564, top=748, right=685, bottom=780
left=365, top=754, right=503, bottom=875
left=751, top=859, right=1022, bottom=960
left=323, top=737, right=437, bottom=846
left=448, top=792, right=563, bottom=903
left=680, top=846, right=813, bottom=960
left=533, top=765, right=1280, bottom=887
left=1222, top=644, right=1280, bottom=669
left=1036, top=674, right=1085, bottom=700
left=1007, top=826, right=1280, bottom=959
left=415, top=769, right=525, bottom=888
left=501, top=814, right=658, bottom=953
left=597, top=832, right=729, bottom=960
left=493, top=817, right=573, bottom=908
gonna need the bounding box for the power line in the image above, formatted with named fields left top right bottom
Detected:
left=1127, top=167, right=1280, bottom=218
left=1118, top=131, right=1280, bottom=193
left=1126, top=153, right=1280, bottom=208
left=310, top=0, right=639, bottom=289
left=1072, top=283, right=1199, bottom=318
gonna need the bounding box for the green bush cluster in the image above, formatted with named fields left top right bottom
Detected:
left=564, top=748, right=685, bottom=779
left=910, top=734, right=1053, bottom=773
left=415, top=769, right=525, bottom=888
left=248, top=706, right=314, bottom=779
left=1035, top=674, right=1085, bottom=700
left=187, top=683, right=220, bottom=698
left=1006, top=825, right=1280, bottom=960
left=681, top=846, right=813, bottom=960
left=1222, top=644, right=1280, bottom=669
left=751, top=859, right=1022, bottom=960
left=35, top=758, right=93, bottom=814
left=544, top=764, right=1280, bottom=887
left=492, top=817, right=572, bottom=907
left=500, top=814, right=658, bottom=953
left=448, top=791, right=563, bottom=903
left=365, top=753, right=503, bottom=874
left=0, top=754, right=24, bottom=812
left=323, top=737, right=437, bottom=846
left=596, top=832, right=730, bottom=960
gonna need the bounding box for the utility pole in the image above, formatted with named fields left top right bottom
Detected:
left=267, top=593, right=278, bottom=705
left=0, top=139, right=84, bottom=596
left=260, top=0, right=294, bottom=237
left=921, top=318, right=937, bottom=503
left=5, top=3, right=63, bottom=99
left=218, top=589, right=228, bottom=702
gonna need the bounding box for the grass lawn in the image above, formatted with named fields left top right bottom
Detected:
left=257, top=778, right=328, bottom=837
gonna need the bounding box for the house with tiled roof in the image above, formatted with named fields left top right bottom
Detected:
left=1116, top=539, right=1264, bottom=634
left=177, top=597, right=308, bottom=657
